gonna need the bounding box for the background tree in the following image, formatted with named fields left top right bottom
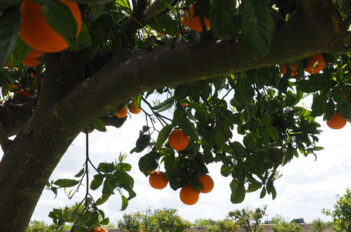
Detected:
left=228, top=206, right=266, bottom=232
left=0, top=0, right=351, bottom=231
left=311, top=218, right=333, bottom=232
left=323, top=188, right=351, bottom=232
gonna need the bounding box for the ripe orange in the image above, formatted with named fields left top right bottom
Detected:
left=115, top=105, right=128, bottom=118
left=93, top=227, right=107, bottom=232
left=181, top=102, right=188, bottom=107
left=327, top=112, right=347, bottom=129
left=149, top=171, right=168, bottom=189
left=22, top=56, right=40, bottom=67
left=305, top=54, right=325, bottom=74
left=130, top=102, right=141, bottom=114
left=279, top=64, right=298, bottom=76
left=19, top=0, right=82, bottom=53
left=198, top=174, right=214, bottom=193
left=26, top=49, right=43, bottom=58
left=181, top=4, right=210, bottom=32
left=168, top=129, right=189, bottom=151
left=179, top=185, right=200, bottom=205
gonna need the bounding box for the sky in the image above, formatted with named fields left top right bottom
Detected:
left=22, top=109, right=351, bottom=225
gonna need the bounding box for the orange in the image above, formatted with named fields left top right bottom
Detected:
left=26, top=49, right=43, bottom=58
left=179, top=185, right=200, bottom=205
left=327, top=112, right=347, bottom=129
left=16, top=89, right=31, bottom=97
left=305, top=54, right=325, bottom=74
left=181, top=102, right=188, bottom=107
left=198, top=174, right=214, bottom=193
left=168, top=129, right=189, bottom=151
left=93, top=227, right=107, bottom=232
left=149, top=171, right=168, bottom=189
left=22, top=56, right=40, bottom=67
left=181, top=4, right=210, bottom=32
left=279, top=64, right=298, bottom=76
left=115, top=105, right=128, bottom=118
left=130, top=102, right=141, bottom=114
left=19, top=0, right=82, bottom=53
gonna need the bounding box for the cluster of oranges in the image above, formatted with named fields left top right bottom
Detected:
left=115, top=102, right=141, bottom=118
left=18, top=0, right=82, bottom=67
left=280, top=54, right=348, bottom=130
left=149, top=171, right=214, bottom=205
left=279, top=54, right=325, bottom=76
left=147, top=128, right=213, bottom=205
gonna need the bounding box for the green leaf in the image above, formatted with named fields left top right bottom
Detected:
left=155, top=124, right=173, bottom=150
left=0, top=7, right=21, bottom=67
left=96, top=193, right=110, bottom=205
left=152, top=97, right=174, bottom=112
left=87, top=4, right=105, bottom=21
left=74, top=168, right=85, bottom=178
left=54, top=179, right=79, bottom=188
left=311, top=93, right=327, bottom=117
left=230, top=180, right=246, bottom=203
left=98, top=162, right=115, bottom=173
left=148, top=14, right=178, bottom=36
left=91, top=175, right=104, bottom=190
left=121, top=195, right=128, bottom=211
left=40, top=0, right=78, bottom=49
left=242, top=0, right=275, bottom=57
left=266, top=125, right=280, bottom=140
left=102, top=177, right=115, bottom=194
left=101, top=217, right=110, bottom=225
left=116, top=0, right=131, bottom=9
left=221, top=164, right=234, bottom=177
left=247, top=182, right=262, bottom=193
left=9, top=38, right=32, bottom=66
left=215, top=123, right=227, bottom=146
left=138, top=152, right=160, bottom=176
left=178, top=116, right=198, bottom=140
left=210, top=0, right=236, bottom=39
left=131, top=134, right=151, bottom=153
left=92, top=118, right=106, bottom=132
left=73, top=22, right=92, bottom=50
left=260, top=187, right=267, bottom=198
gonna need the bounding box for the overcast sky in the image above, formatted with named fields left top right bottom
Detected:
left=20, top=109, right=351, bottom=225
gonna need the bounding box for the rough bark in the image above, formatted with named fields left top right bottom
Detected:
left=0, top=0, right=347, bottom=231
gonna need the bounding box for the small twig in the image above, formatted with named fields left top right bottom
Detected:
left=221, top=87, right=233, bottom=101
left=85, top=131, right=89, bottom=208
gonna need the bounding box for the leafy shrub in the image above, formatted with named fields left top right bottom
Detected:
left=271, top=222, right=302, bottom=232
left=323, top=188, right=351, bottom=232
left=228, top=206, right=266, bottom=232
left=193, top=218, right=216, bottom=227
left=205, top=219, right=239, bottom=232
left=26, top=220, right=62, bottom=232
left=117, top=208, right=190, bottom=232
left=311, top=218, right=332, bottom=232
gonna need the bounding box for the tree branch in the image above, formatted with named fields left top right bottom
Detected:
left=56, top=12, right=346, bottom=132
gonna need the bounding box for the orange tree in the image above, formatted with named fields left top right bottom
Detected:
left=0, top=0, right=351, bottom=231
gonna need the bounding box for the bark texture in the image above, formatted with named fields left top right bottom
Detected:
left=0, top=0, right=348, bottom=231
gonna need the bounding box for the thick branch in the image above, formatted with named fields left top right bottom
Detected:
left=56, top=11, right=345, bottom=132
